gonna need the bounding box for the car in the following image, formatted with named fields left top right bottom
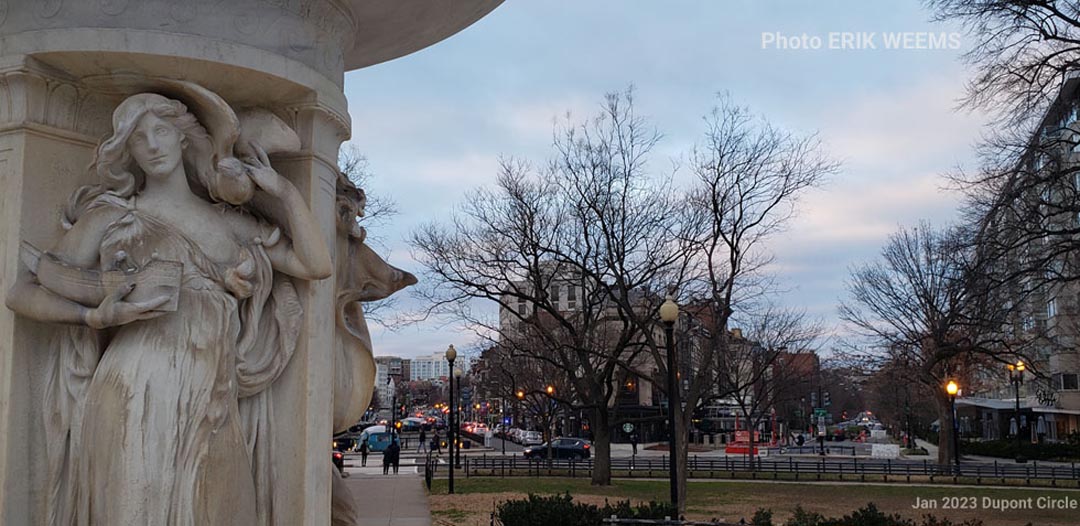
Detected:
left=508, top=428, right=523, bottom=443
left=358, top=425, right=401, bottom=452
left=513, top=428, right=528, bottom=443
left=332, top=450, right=346, bottom=476
left=523, top=437, right=591, bottom=460
left=520, top=431, right=544, bottom=446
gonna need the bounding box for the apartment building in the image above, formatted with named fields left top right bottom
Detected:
left=959, top=74, right=1080, bottom=443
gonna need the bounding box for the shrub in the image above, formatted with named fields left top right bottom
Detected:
left=494, top=493, right=676, bottom=526
left=784, top=505, right=826, bottom=526
left=751, top=508, right=774, bottom=526
left=763, top=503, right=986, bottom=526
left=960, top=439, right=1080, bottom=461
left=820, top=503, right=912, bottom=526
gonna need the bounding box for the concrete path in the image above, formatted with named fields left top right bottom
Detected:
left=344, top=459, right=431, bottom=526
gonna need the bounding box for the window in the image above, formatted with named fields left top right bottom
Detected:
left=517, top=297, right=527, bottom=315
left=1023, top=316, right=1036, bottom=332
left=550, top=284, right=561, bottom=305
left=1048, top=297, right=1058, bottom=319
left=567, top=285, right=577, bottom=309
left=1061, top=373, right=1079, bottom=391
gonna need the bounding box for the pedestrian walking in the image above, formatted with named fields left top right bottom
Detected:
left=387, top=439, right=401, bottom=475
left=630, top=432, right=638, bottom=456
left=359, top=439, right=369, bottom=467
left=382, top=441, right=392, bottom=475
left=432, top=430, right=442, bottom=454
left=418, top=428, right=428, bottom=453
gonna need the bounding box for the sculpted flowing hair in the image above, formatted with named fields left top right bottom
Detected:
left=97, top=93, right=217, bottom=198
left=65, top=93, right=219, bottom=226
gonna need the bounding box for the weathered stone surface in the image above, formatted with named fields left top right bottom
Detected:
left=0, top=1, right=496, bottom=524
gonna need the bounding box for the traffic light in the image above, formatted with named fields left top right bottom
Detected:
left=810, top=391, right=818, bottom=407
left=823, top=391, right=831, bottom=407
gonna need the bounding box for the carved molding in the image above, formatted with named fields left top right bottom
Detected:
left=0, top=59, right=115, bottom=140
left=0, top=0, right=357, bottom=79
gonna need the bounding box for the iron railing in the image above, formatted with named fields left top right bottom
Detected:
left=457, top=454, right=1080, bottom=486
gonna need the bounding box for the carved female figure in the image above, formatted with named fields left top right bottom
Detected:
left=7, top=92, right=331, bottom=525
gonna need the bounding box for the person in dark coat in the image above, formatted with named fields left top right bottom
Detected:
left=418, top=428, right=428, bottom=453
left=385, top=439, right=401, bottom=475
left=359, top=439, right=369, bottom=467
left=382, top=440, right=393, bottom=475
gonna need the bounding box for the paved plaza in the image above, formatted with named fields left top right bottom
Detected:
left=344, top=458, right=432, bottom=526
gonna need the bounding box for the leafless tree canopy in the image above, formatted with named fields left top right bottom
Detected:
left=839, top=222, right=1045, bottom=463
left=929, top=0, right=1080, bottom=128
left=409, top=90, right=834, bottom=494
left=410, top=89, right=682, bottom=485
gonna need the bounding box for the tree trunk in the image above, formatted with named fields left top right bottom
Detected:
left=744, top=413, right=756, bottom=469
left=674, top=407, right=689, bottom=512
left=934, top=391, right=956, bottom=466
left=590, top=408, right=612, bottom=485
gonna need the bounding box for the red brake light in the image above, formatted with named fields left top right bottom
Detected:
left=333, top=452, right=343, bottom=459
left=583, top=444, right=590, bottom=449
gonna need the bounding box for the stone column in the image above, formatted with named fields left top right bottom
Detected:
left=0, top=1, right=501, bottom=524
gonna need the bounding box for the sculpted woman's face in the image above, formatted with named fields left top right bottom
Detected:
left=128, top=112, right=184, bottom=180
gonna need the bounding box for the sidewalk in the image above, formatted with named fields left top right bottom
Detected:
left=344, top=465, right=431, bottom=526
left=913, top=438, right=939, bottom=459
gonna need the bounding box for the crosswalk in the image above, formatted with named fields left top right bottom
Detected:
left=343, top=457, right=422, bottom=476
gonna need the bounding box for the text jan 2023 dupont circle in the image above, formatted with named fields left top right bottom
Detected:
left=911, top=495, right=1079, bottom=511
left=761, top=31, right=961, bottom=51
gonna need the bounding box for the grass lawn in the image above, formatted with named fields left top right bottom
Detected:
left=428, top=477, right=1080, bottom=526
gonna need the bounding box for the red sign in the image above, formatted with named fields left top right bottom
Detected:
left=733, top=430, right=761, bottom=443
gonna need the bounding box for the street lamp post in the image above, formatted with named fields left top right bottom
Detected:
left=445, top=345, right=457, bottom=494
left=545, top=385, right=556, bottom=462
left=515, top=389, right=525, bottom=441
left=659, top=295, right=680, bottom=512
left=454, top=367, right=463, bottom=469
left=946, top=380, right=960, bottom=471
left=1007, top=361, right=1026, bottom=463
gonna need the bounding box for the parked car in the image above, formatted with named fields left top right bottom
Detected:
left=520, top=431, right=544, bottom=446
left=523, top=437, right=591, bottom=460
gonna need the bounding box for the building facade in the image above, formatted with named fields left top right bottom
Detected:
left=961, top=74, right=1080, bottom=443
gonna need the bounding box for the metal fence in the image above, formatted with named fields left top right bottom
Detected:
left=456, top=454, right=1080, bottom=486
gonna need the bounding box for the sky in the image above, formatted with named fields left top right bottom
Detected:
left=341, top=0, right=991, bottom=361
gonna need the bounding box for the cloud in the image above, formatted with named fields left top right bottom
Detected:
left=820, top=75, right=986, bottom=171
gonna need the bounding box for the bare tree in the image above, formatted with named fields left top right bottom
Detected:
left=410, top=89, right=682, bottom=485
left=712, top=308, right=822, bottom=465
left=627, top=97, right=834, bottom=508
left=929, top=1, right=1080, bottom=415
left=928, top=0, right=1080, bottom=129
left=840, top=223, right=1037, bottom=465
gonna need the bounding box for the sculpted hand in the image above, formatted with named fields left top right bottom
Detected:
left=85, top=283, right=171, bottom=329
left=243, top=143, right=289, bottom=198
